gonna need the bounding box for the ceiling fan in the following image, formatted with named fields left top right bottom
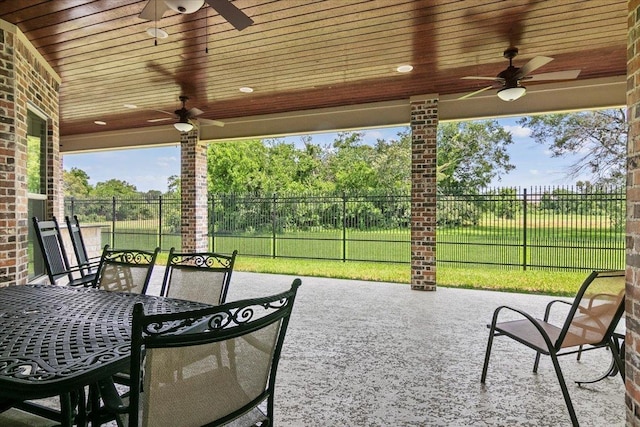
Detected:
left=147, top=95, right=225, bottom=132
left=139, top=0, right=253, bottom=31
left=459, top=47, right=581, bottom=101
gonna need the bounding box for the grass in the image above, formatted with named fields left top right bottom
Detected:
left=110, top=223, right=617, bottom=297
left=225, top=256, right=589, bottom=297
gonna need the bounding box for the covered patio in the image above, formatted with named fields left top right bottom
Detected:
left=0, top=0, right=638, bottom=425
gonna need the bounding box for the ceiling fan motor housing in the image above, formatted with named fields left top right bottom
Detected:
left=164, top=0, right=204, bottom=14
left=497, top=67, right=520, bottom=86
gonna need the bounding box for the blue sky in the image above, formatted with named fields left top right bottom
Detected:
left=63, top=117, right=586, bottom=193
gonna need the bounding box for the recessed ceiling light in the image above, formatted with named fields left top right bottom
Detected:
left=146, top=28, right=168, bottom=39
left=123, top=104, right=137, bottom=109
left=239, top=87, right=254, bottom=93
left=94, top=120, right=107, bottom=126
left=396, top=64, right=413, bottom=73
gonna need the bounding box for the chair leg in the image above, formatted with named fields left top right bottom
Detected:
left=576, top=345, right=583, bottom=361
left=533, top=351, right=541, bottom=373
left=481, top=327, right=496, bottom=383
left=549, top=351, right=579, bottom=427
left=610, top=337, right=625, bottom=381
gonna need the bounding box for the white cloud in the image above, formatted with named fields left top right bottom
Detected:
left=529, top=169, right=539, bottom=175
left=156, top=156, right=179, bottom=168
left=503, top=124, right=531, bottom=138
left=362, top=130, right=384, bottom=144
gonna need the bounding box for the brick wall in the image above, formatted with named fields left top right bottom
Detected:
left=410, top=96, right=438, bottom=291
left=628, top=2, right=640, bottom=424
left=180, top=127, right=209, bottom=252
left=0, top=24, right=60, bottom=286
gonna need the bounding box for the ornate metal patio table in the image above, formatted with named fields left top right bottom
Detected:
left=0, top=284, right=210, bottom=426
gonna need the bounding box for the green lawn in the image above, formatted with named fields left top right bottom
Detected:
left=106, top=223, right=621, bottom=297
left=222, top=255, right=590, bottom=297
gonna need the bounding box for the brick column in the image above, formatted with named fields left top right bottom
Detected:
left=628, top=1, right=640, bottom=425
left=410, top=96, right=438, bottom=291
left=0, top=22, right=60, bottom=286
left=180, top=126, right=209, bottom=252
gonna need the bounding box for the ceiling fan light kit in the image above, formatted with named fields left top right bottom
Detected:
left=174, top=121, right=194, bottom=133
left=497, top=86, right=526, bottom=101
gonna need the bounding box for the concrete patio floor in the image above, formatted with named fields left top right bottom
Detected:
left=1, top=271, right=626, bottom=426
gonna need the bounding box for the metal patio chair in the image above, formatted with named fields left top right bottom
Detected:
left=481, top=269, right=626, bottom=427
left=160, top=248, right=238, bottom=305
left=93, top=278, right=302, bottom=427
left=32, top=216, right=96, bottom=287
left=93, top=246, right=159, bottom=294
left=64, top=215, right=100, bottom=279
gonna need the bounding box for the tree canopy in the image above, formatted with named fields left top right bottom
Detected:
left=63, top=167, right=92, bottom=197
left=436, top=120, right=514, bottom=192
left=518, top=109, right=627, bottom=186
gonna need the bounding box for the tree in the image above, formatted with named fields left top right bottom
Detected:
left=63, top=167, right=92, bottom=197
left=326, top=132, right=378, bottom=192
left=295, top=136, right=332, bottom=192
left=263, top=139, right=308, bottom=193
left=207, top=140, right=267, bottom=193
left=518, top=109, right=627, bottom=186
left=166, top=175, right=181, bottom=195
left=93, top=179, right=138, bottom=197
left=437, top=120, right=515, bottom=192
left=371, top=128, right=411, bottom=194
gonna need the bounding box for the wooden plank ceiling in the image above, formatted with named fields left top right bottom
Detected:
left=0, top=0, right=628, bottom=138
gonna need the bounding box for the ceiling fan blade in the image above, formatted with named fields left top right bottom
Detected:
left=525, top=70, right=581, bottom=81
left=461, top=76, right=503, bottom=81
left=516, top=56, right=553, bottom=78
left=188, top=107, right=204, bottom=117
left=139, top=0, right=170, bottom=21
left=148, top=109, right=175, bottom=116
left=199, top=118, right=225, bottom=127
left=147, top=117, right=174, bottom=123
left=458, top=85, right=495, bottom=100
left=205, top=0, right=254, bottom=31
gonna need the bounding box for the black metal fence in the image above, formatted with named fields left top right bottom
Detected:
left=65, top=186, right=625, bottom=271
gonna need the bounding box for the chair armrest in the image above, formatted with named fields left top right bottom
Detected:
left=62, top=263, right=95, bottom=276
left=543, top=299, right=572, bottom=321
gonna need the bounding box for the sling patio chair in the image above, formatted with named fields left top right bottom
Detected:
left=92, top=246, right=159, bottom=294
left=160, top=248, right=238, bottom=305
left=91, top=278, right=302, bottom=427
left=481, top=269, right=625, bottom=427
left=32, top=216, right=96, bottom=287
left=64, top=215, right=101, bottom=279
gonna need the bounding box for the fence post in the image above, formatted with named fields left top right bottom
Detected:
left=111, top=196, right=116, bottom=247
left=158, top=195, right=163, bottom=250
left=522, top=188, right=527, bottom=271
left=70, top=197, right=75, bottom=219
left=342, top=192, right=347, bottom=262
left=210, top=195, right=215, bottom=252
left=272, top=193, right=277, bottom=259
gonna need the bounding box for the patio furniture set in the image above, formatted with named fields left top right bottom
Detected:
left=0, top=217, right=301, bottom=426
